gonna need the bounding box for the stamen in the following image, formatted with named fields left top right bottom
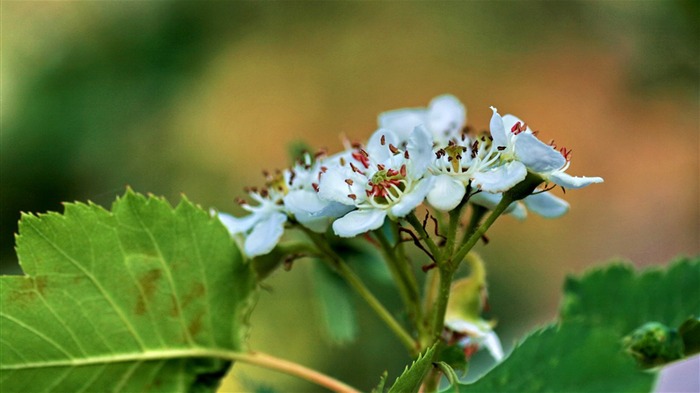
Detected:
left=380, top=135, right=386, bottom=145
left=389, top=144, right=400, bottom=154
left=312, top=183, right=319, bottom=192
left=345, top=179, right=354, bottom=186
left=348, top=194, right=357, bottom=200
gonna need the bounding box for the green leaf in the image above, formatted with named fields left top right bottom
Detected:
left=622, top=322, right=684, bottom=368
left=388, top=344, right=437, bottom=393
left=449, top=323, right=653, bottom=393
left=311, top=261, right=358, bottom=345
left=560, top=257, right=700, bottom=334
left=0, top=190, right=256, bottom=392
left=370, top=371, right=388, bottom=393
left=679, top=317, right=700, bottom=356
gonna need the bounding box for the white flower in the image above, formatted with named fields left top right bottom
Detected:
left=470, top=190, right=570, bottom=219
left=378, top=94, right=466, bottom=146
left=445, top=318, right=504, bottom=362
left=283, top=153, right=353, bottom=233
left=426, top=134, right=518, bottom=211
left=318, top=126, right=434, bottom=237
left=489, top=107, right=603, bottom=190
left=214, top=177, right=288, bottom=258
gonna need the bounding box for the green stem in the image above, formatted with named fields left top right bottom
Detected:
left=374, top=227, right=422, bottom=329
left=304, top=231, right=417, bottom=353
left=453, top=195, right=513, bottom=265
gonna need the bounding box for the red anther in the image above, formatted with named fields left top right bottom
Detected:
left=377, top=164, right=385, bottom=171
left=288, top=170, right=296, bottom=185
left=532, top=130, right=539, bottom=136
left=348, top=194, right=357, bottom=200
left=250, top=186, right=259, bottom=193
left=559, top=147, right=572, bottom=161
left=404, top=150, right=410, bottom=159
left=462, top=146, right=467, bottom=152
left=463, top=344, right=479, bottom=359
left=312, top=183, right=320, bottom=192
left=380, top=135, right=386, bottom=145
left=389, top=144, right=400, bottom=154
left=511, top=121, right=527, bottom=135
left=314, top=149, right=327, bottom=159
left=448, top=140, right=455, bottom=146
left=400, top=164, right=407, bottom=177
left=339, top=157, right=346, bottom=166
left=387, top=169, right=398, bottom=177
left=349, top=162, right=363, bottom=173
left=236, top=197, right=247, bottom=205
left=345, top=179, right=354, bottom=185
left=497, top=146, right=506, bottom=151
left=351, top=141, right=362, bottom=149
left=320, top=166, right=328, bottom=173
left=352, top=151, right=370, bottom=168
left=262, top=169, right=270, bottom=177
left=360, top=148, right=369, bottom=157
left=260, top=188, right=269, bottom=197
left=436, top=149, right=445, bottom=159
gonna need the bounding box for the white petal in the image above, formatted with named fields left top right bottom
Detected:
left=489, top=106, right=508, bottom=148
left=427, top=174, right=466, bottom=211
left=284, top=190, right=351, bottom=233
left=332, top=209, right=387, bottom=237
left=214, top=211, right=258, bottom=235
left=514, top=133, right=566, bottom=173
left=444, top=319, right=486, bottom=336
left=469, top=192, right=526, bottom=218
left=523, top=192, right=570, bottom=218
left=367, top=128, right=398, bottom=163
left=428, top=94, right=466, bottom=144
left=483, top=331, right=505, bottom=361
left=472, top=161, right=527, bottom=193
left=510, top=201, right=528, bottom=220
left=378, top=108, right=427, bottom=143
left=389, top=177, right=434, bottom=218
left=317, top=165, right=363, bottom=205
left=406, top=125, right=433, bottom=179
left=244, top=212, right=287, bottom=257
left=549, top=172, right=604, bottom=189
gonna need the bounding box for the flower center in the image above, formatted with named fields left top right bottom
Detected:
left=366, top=165, right=408, bottom=206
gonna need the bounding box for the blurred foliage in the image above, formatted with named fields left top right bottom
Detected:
left=2, top=1, right=698, bottom=391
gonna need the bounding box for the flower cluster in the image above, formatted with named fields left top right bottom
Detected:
left=215, top=95, right=603, bottom=258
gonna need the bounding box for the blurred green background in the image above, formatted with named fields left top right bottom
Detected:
left=2, top=1, right=698, bottom=391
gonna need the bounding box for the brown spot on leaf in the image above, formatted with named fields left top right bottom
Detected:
left=135, top=269, right=162, bottom=315
left=181, top=283, right=205, bottom=309
left=188, top=311, right=204, bottom=338
left=169, top=294, right=179, bottom=317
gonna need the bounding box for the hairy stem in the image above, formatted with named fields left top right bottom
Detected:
left=405, top=211, right=441, bottom=259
